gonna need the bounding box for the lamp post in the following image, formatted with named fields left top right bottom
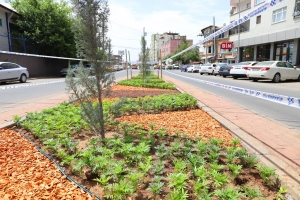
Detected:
left=237, top=0, right=241, bottom=63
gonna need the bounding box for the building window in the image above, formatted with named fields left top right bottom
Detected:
left=247, top=3, right=251, bottom=9
left=256, top=15, right=261, bottom=24
left=208, top=46, right=212, bottom=53
left=272, top=7, right=287, bottom=23
left=275, top=41, right=294, bottom=63
left=294, top=0, right=300, bottom=17
left=257, top=45, right=270, bottom=61
left=0, top=19, right=2, bottom=26
left=255, top=0, right=264, bottom=5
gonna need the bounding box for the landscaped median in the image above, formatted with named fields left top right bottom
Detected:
left=1, top=73, right=288, bottom=199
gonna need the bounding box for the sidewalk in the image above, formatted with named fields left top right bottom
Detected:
left=1, top=75, right=300, bottom=198
left=163, top=74, right=300, bottom=199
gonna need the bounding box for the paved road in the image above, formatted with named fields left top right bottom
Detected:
left=0, top=70, right=138, bottom=111
left=162, top=69, right=300, bottom=132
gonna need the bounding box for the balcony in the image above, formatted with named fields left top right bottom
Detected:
left=230, top=0, right=248, bottom=6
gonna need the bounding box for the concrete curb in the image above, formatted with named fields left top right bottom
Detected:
left=169, top=79, right=300, bottom=200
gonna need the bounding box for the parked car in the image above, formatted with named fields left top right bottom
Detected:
left=199, top=63, right=216, bottom=75
left=218, top=64, right=234, bottom=78
left=230, top=61, right=259, bottom=79
left=0, top=62, right=29, bottom=83
left=114, top=65, right=122, bottom=71
left=213, top=63, right=228, bottom=76
left=153, top=65, right=160, bottom=69
left=60, top=64, right=95, bottom=76
left=132, top=64, right=138, bottom=69
left=247, top=61, right=300, bottom=83
left=181, top=65, right=189, bottom=72
left=173, top=64, right=180, bottom=70
left=187, top=64, right=201, bottom=73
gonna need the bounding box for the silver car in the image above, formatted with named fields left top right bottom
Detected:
left=0, top=62, right=29, bottom=83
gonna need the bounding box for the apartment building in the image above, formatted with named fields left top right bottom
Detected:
left=150, top=32, right=193, bottom=61
left=0, top=4, right=18, bottom=52
left=229, top=0, right=300, bottom=66
left=201, top=25, right=236, bottom=63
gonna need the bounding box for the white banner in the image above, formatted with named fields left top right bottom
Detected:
left=168, top=0, right=285, bottom=60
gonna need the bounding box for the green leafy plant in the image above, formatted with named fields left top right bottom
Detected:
left=256, top=165, right=277, bottom=185
left=214, top=186, right=243, bottom=200
left=166, top=188, right=189, bottom=200
left=167, top=172, right=189, bottom=190
left=240, top=185, right=263, bottom=199
left=13, top=115, right=22, bottom=127
left=173, top=159, right=187, bottom=172
left=94, top=174, right=112, bottom=186
left=228, top=164, right=243, bottom=178
left=147, top=181, right=164, bottom=200
left=211, top=170, right=230, bottom=188
left=104, top=179, right=136, bottom=200
left=275, top=187, right=288, bottom=200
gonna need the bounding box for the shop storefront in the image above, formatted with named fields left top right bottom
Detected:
left=274, top=40, right=294, bottom=63
left=257, top=44, right=271, bottom=62
left=241, top=46, right=255, bottom=61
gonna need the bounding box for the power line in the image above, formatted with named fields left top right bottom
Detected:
left=109, top=35, right=140, bottom=41
left=112, top=45, right=140, bottom=50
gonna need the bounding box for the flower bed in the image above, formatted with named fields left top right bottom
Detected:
left=6, top=74, right=286, bottom=199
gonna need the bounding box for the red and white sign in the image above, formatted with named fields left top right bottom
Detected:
left=220, top=42, right=233, bottom=50
left=246, top=54, right=250, bottom=58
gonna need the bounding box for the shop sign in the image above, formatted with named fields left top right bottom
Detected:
left=220, top=42, right=233, bottom=50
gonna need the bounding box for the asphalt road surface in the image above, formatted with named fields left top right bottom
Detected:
left=162, top=69, right=300, bottom=133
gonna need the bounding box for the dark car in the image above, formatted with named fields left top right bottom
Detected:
left=218, top=64, right=234, bottom=78
left=60, top=64, right=94, bottom=76
left=180, top=65, right=189, bottom=72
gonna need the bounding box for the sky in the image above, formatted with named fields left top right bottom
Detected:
left=0, top=0, right=232, bottom=62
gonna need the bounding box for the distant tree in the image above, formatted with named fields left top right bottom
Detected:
left=139, top=36, right=150, bottom=79
left=65, top=0, right=114, bottom=139
left=8, top=0, right=76, bottom=57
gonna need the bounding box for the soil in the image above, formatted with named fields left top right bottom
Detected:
left=0, top=85, right=279, bottom=199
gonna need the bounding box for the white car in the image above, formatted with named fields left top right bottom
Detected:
left=187, top=64, right=201, bottom=73
left=230, top=61, right=259, bottom=79
left=247, top=61, right=300, bottom=83
left=0, top=62, right=29, bottom=83
left=199, top=63, right=216, bottom=75
left=213, top=63, right=228, bottom=76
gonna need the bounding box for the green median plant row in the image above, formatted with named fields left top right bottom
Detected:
left=14, top=74, right=287, bottom=199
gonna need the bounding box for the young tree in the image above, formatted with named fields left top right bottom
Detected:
left=65, top=0, right=115, bottom=139
left=8, top=0, right=76, bottom=57
left=139, top=36, right=150, bottom=79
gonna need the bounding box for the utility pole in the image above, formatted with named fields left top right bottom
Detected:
left=129, top=51, right=132, bottom=78
left=126, top=49, right=128, bottom=80
left=213, top=16, right=216, bottom=62
left=160, top=49, right=162, bottom=78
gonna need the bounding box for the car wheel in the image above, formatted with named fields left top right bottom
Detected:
left=253, top=78, right=258, bottom=82
left=297, top=74, right=300, bottom=81
left=272, top=73, right=280, bottom=83
left=211, top=71, right=214, bottom=75
left=223, top=75, right=226, bottom=78
left=200, top=73, right=203, bottom=75
left=233, top=76, right=238, bottom=79
left=20, top=74, right=27, bottom=83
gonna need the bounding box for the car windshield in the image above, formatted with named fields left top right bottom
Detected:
left=236, top=62, right=251, bottom=65
left=202, top=64, right=211, bottom=66
left=256, top=61, right=275, bottom=66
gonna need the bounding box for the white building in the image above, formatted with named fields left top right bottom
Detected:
left=229, top=0, right=300, bottom=66
left=0, top=4, right=18, bottom=52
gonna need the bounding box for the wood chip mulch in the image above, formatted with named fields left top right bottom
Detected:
left=117, top=109, right=235, bottom=146
left=0, top=129, right=95, bottom=200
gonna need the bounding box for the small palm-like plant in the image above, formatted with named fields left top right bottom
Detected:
left=104, top=179, right=135, bottom=200
left=94, top=174, right=111, bottom=186
left=167, top=172, right=189, bottom=190
left=193, top=179, right=211, bottom=194
left=242, top=154, right=259, bottom=168
left=173, top=159, right=187, bottom=172
left=125, top=171, right=143, bottom=190
left=231, top=138, right=241, bottom=148
left=211, top=170, right=230, bottom=188
left=214, top=186, right=243, bottom=200
left=228, top=164, right=243, bottom=178
left=152, top=161, right=165, bottom=175
left=210, top=163, right=225, bottom=172
left=147, top=181, right=164, bottom=200
left=187, top=153, right=206, bottom=168
left=166, top=188, right=189, bottom=200
left=275, top=187, right=288, bottom=200
left=193, top=165, right=209, bottom=180
left=256, top=165, right=277, bottom=185
left=240, top=185, right=263, bottom=199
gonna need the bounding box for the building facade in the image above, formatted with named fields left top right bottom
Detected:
left=149, top=32, right=193, bottom=62
left=229, top=0, right=300, bottom=66
left=0, top=4, right=18, bottom=52
left=201, top=25, right=237, bottom=63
